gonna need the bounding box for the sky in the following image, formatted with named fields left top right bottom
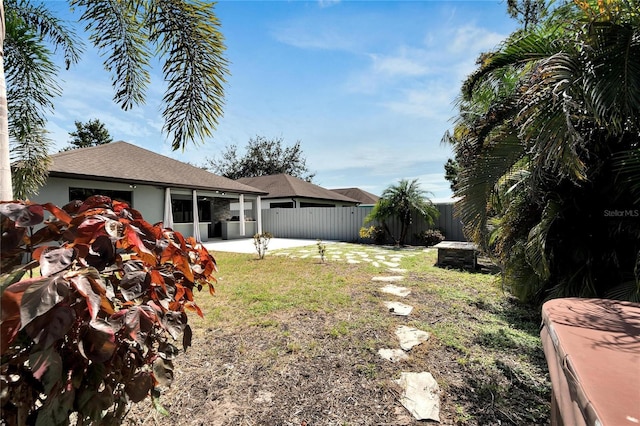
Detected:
left=43, top=0, right=519, bottom=202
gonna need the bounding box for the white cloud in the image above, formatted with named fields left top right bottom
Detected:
left=272, top=17, right=360, bottom=51
left=370, top=47, right=430, bottom=77
left=381, top=83, right=458, bottom=120
left=318, top=0, right=340, bottom=8
left=447, top=25, right=504, bottom=55
left=408, top=172, right=452, bottom=198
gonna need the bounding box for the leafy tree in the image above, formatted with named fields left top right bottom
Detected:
left=364, top=179, right=438, bottom=246
left=443, top=158, right=459, bottom=192
left=1, top=0, right=229, bottom=200
left=0, top=196, right=217, bottom=425
left=506, top=0, right=549, bottom=30
left=205, top=136, right=316, bottom=181
left=446, top=0, right=640, bottom=305
left=61, top=118, right=113, bottom=151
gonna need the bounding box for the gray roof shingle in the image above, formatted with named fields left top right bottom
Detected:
left=48, top=141, right=266, bottom=195
left=237, top=174, right=359, bottom=204
left=330, top=188, right=379, bottom=204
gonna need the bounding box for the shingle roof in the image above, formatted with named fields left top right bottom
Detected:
left=330, top=188, right=379, bottom=204
left=237, top=174, right=359, bottom=204
left=48, top=141, right=267, bottom=195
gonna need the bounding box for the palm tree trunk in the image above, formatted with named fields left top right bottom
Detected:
left=0, top=0, right=12, bottom=201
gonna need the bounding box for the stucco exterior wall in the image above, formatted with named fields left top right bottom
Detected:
left=32, top=177, right=164, bottom=224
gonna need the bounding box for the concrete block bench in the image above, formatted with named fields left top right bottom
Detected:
left=433, top=241, right=478, bottom=270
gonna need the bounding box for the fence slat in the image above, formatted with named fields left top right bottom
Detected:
left=260, top=204, right=465, bottom=244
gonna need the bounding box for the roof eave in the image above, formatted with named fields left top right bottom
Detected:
left=48, top=172, right=268, bottom=196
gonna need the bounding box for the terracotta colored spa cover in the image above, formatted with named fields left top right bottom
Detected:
left=540, top=298, right=640, bottom=425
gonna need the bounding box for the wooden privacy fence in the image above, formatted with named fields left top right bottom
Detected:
left=260, top=203, right=466, bottom=244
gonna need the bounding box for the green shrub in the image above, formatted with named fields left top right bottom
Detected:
left=0, top=196, right=217, bottom=425
left=317, top=239, right=327, bottom=263
left=416, top=229, right=445, bottom=247
left=359, top=226, right=386, bottom=245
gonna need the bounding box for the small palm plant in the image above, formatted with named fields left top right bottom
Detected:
left=364, top=179, right=439, bottom=246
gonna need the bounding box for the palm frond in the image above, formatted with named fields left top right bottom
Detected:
left=10, top=129, right=51, bottom=199
left=517, top=52, right=589, bottom=182
left=148, top=0, right=229, bottom=150
left=463, top=25, right=564, bottom=98
left=72, top=0, right=151, bottom=110
left=612, top=148, right=640, bottom=205
left=7, top=0, right=84, bottom=69
left=582, top=21, right=640, bottom=133
left=525, top=199, right=561, bottom=281
left=5, top=11, right=59, bottom=198
left=455, top=133, right=524, bottom=247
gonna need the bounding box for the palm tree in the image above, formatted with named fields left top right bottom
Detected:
left=1, top=0, right=229, bottom=200
left=365, top=178, right=439, bottom=246
left=448, top=0, right=640, bottom=304
left=2, top=0, right=82, bottom=199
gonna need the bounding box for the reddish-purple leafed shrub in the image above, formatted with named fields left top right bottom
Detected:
left=0, top=196, right=217, bottom=425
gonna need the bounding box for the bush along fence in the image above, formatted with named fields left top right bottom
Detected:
left=260, top=203, right=465, bottom=245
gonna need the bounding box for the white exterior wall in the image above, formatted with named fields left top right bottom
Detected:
left=31, top=177, right=164, bottom=224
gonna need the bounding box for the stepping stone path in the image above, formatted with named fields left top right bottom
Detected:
left=271, top=243, right=441, bottom=421
left=383, top=301, right=413, bottom=316
left=372, top=275, right=405, bottom=282
left=371, top=262, right=441, bottom=421
left=378, top=284, right=411, bottom=297
left=395, top=325, right=430, bottom=351
left=377, top=348, right=409, bottom=362
left=394, top=372, right=441, bottom=422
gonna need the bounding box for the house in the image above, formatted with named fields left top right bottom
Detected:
left=31, top=141, right=268, bottom=241
left=236, top=174, right=360, bottom=209
left=330, top=188, right=379, bottom=206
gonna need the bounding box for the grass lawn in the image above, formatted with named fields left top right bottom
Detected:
left=127, top=244, right=551, bottom=425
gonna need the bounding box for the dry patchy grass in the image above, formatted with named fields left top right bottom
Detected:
left=126, top=246, right=550, bottom=425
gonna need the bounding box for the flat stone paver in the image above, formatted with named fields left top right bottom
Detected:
left=379, top=284, right=411, bottom=297
left=394, top=372, right=441, bottom=422
left=270, top=244, right=425, bottom=271
left=384, top=301, right=413, bottom=316
left=378, top=348, right=409, bottom=362
left=372, top=276, right=405, bottom=282
left=395, top=325, right=430, bottom=351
